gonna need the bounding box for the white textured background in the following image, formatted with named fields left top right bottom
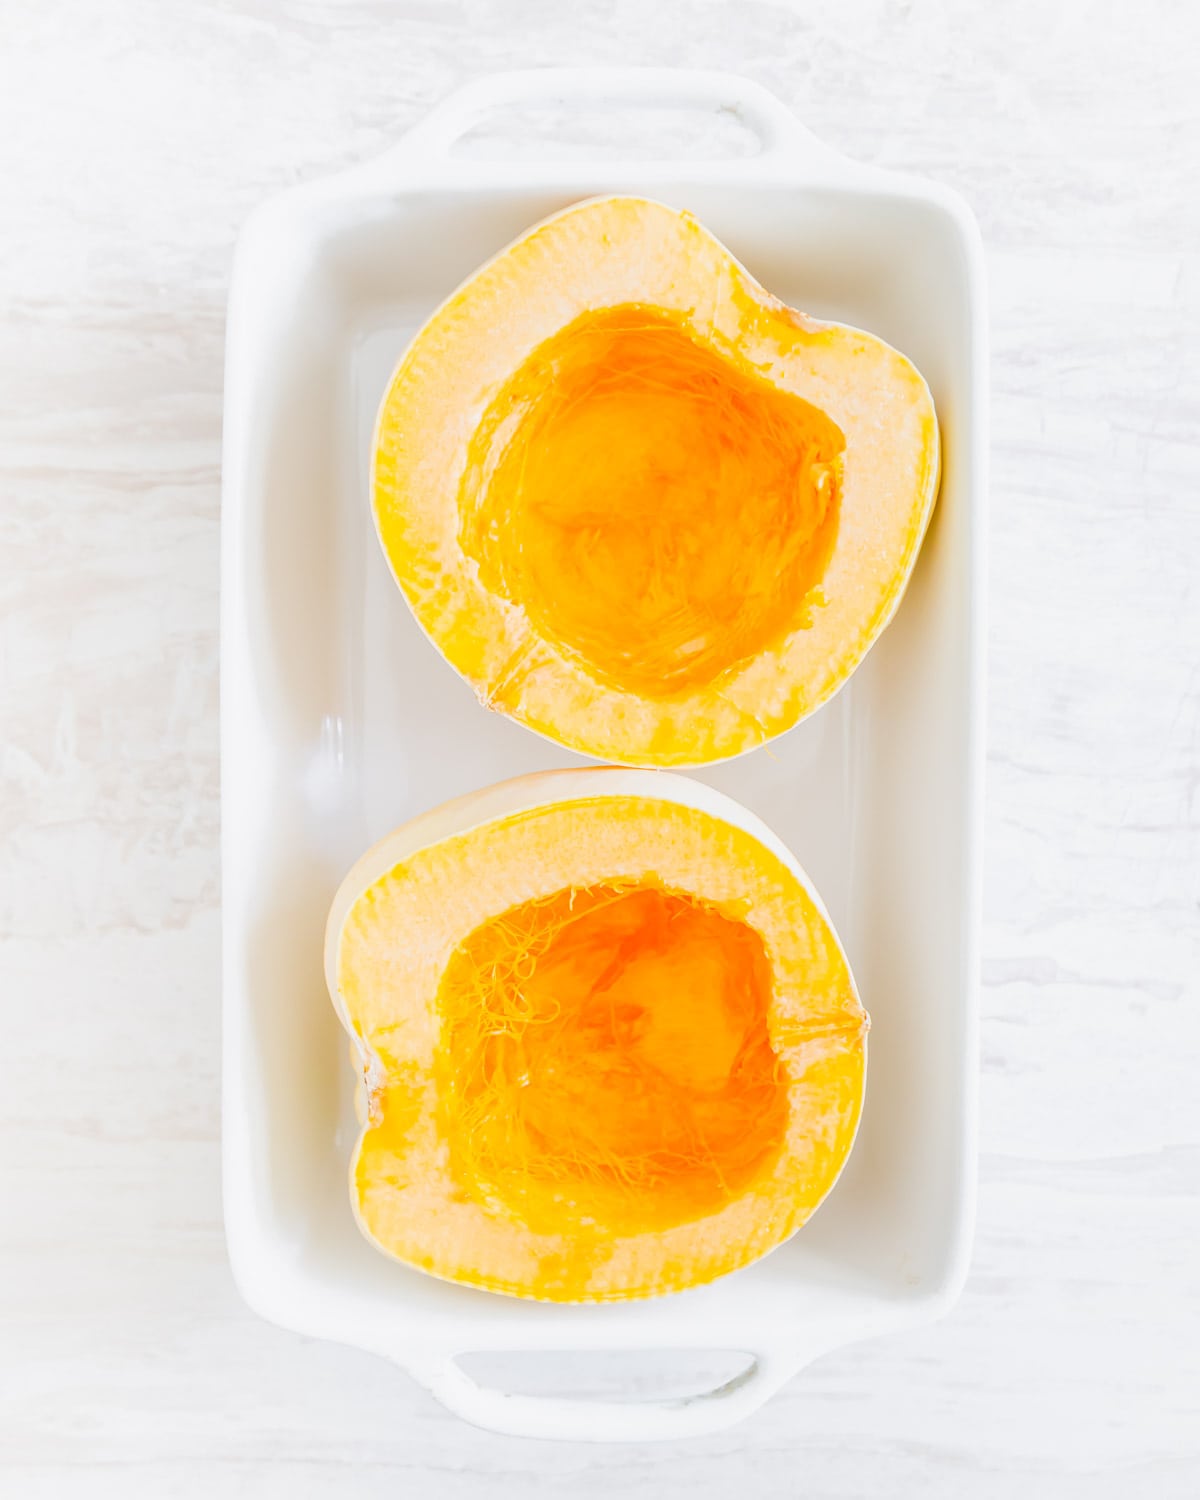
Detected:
left=3, top=1, right=1199, bottom=1494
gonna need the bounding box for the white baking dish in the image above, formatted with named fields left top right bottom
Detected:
left=221, top=68, right=986, bottom=1442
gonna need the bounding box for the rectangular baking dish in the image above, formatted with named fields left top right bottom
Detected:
left=221, top=68, right=986, bottom=1442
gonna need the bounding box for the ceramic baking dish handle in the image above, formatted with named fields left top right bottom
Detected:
left=382, top=67, right=843, bottom=175
left=408, top=1348, right=800, bottom=1442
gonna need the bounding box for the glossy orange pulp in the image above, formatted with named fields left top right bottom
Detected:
left=458, top=306, right=844, bottom=697
left=434, top=882, right=788, bottom=1235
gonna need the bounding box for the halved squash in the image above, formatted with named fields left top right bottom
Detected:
left=373, top=195, right=939, bottom=767
left=325, top=769, right=867, bottom=1302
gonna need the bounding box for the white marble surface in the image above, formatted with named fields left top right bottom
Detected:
left=2, top=1, right=1199, bottom=1493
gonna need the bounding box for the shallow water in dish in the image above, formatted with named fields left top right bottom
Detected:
left=232, top=179, right=978, bottom=1354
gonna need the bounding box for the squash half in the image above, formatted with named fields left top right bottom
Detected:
left=373, top=195, right=939, bottom=767
left=325, top=769, right=867, bottom=1302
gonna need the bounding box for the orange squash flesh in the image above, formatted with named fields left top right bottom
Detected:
left=458, top=306, right=845, bottom=698
left=373, top=195, right=939, bottom=767
left=433, top=882, right=789, bottom=1238
left=327, top=773, right=868, bottom=1302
